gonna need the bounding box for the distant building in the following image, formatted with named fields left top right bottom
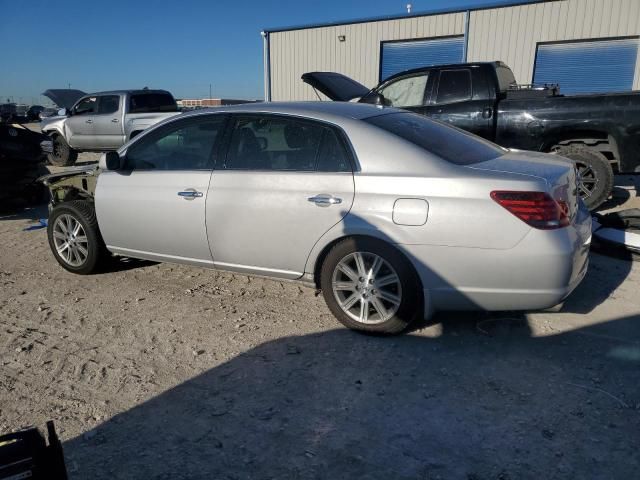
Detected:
left=176, top=98, right=255, bottom=108
left=262, top=0, right=640, bottom=100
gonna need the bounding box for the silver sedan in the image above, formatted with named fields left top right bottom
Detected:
left=45, top=102, right=591, bottom=333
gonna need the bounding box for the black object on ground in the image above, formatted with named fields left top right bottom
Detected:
left=0, top=421, right=68, bottom=479
left=0, top=123, right=49, bottom=205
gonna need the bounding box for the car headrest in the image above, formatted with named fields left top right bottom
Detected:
left=234, top=127, right=260, bottom=154
left=284, top=123, right=307, bottom=149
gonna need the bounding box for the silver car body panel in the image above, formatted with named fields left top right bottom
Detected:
left=93, top=102, right=590, bottom=317
left=206, top=170, right=354, bottom=279
left=96, top=171, right=213, bottom=267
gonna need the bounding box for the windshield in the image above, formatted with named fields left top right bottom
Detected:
left=364, top=112, right=505, bottom=165
left=129, top=93, right=178, bottom=113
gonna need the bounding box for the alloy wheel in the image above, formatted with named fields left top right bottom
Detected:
left=52, top=214, right=89, bottom=267
left=574, top=160, right=598, bottom=199
left=331, top=251, right=402, bottom=324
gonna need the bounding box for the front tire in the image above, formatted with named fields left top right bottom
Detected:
left=47, top=200, right=107, bottom=274
left=47, top=134, right=78, bottom=167
left=320, top=237, right=421, bottom=334
left=552, top=145, right=613, bottom=211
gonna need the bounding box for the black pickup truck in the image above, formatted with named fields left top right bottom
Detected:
left=303, top=62, right=640, bottom=210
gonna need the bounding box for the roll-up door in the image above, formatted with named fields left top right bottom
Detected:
left=380, top=36, right=464, bottom=81
left=533, top=38, right=638, bottom=94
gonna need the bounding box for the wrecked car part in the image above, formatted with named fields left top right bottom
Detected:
left=592, top=209, right=640, bottom=259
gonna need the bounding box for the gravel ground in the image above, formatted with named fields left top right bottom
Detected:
left=1, top=151, right=639, bottom=479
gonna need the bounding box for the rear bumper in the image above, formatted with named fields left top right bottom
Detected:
left=404, top=205, right=592, bottom=316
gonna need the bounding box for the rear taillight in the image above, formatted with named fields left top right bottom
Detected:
left=490, top=191, right=570, bottom=229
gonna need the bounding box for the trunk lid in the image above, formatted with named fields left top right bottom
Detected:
left=469, top=150, right=579, bottom=219
left=301, top=72, right=370, bottom=102
left=42, top=89, right=87, bottom=109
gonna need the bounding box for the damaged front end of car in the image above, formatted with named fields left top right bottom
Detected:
left=39, top=164, right=99, bottom=210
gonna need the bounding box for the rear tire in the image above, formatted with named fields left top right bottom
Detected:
left=320, top=237, right=421, bottom=334
left=552, top=145, right=613, bottom=211
left=47, top=134, right=78, bottom=167
left=47, top=200, right=107, bottom=274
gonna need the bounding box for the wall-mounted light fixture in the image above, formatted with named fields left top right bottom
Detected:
left=338, top=35, right=346, bottom=42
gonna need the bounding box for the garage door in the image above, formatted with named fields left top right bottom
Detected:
left=533, top=38, right=639, bottom=94
left=380, top=36, right=464, bottom=81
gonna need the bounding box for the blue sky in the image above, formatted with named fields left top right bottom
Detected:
left=0, top=0, right=526, bottom=104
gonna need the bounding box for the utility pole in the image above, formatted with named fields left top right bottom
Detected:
left=209, top=83, right=212, bottom=100
left=68, top=82, right=71, bottom=89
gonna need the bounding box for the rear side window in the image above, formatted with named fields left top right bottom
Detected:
left=436, top=69, right=472, bottom=104
left=129, top=93, right=177, bottom=113
left=317, top=129, right=351, bottom=172
left=98, top=95, right=119, bottom=114
left=496, top=65, right=517, bottom=92
left=224, top=116, right=351, bottom=172
left=365, top=112, right=505, bottom=165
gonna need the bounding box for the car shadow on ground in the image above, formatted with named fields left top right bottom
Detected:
left=62, top=315, right=640, bottom=479
left=557, top=251, right=633, bottom=314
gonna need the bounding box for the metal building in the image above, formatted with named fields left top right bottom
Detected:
left=262, top=0, right=640, bottom=101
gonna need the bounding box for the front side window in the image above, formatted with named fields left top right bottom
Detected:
left=224, top=116, right=351, bottom=172
left=436, top=69, right=472, bottom=104
left=125, top=116, right=225, bottom=171
left=74, top=97, right=97, bottom=115
left=98, top=95, right=120, bottom=115
left=378, top=74, right=428, bottom=107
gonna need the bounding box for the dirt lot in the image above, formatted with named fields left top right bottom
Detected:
left=1, top=153, right=640, bottom=479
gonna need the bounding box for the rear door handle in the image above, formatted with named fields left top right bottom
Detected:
left=308, top=194, right=342, bottom=207
left=111, top=118, right=119, bottom=123
left=482, top=107, right=493, bottom=119
left=178, top=189, right=203, bottom=200
left=85, top=119, right=93, bottom=124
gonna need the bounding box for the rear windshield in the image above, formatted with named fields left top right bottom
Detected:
left=129, top=93, right=177, bottom=113
left=496, top=65, right=517, bottom=92
left=364, top=112, right=505, bottom=165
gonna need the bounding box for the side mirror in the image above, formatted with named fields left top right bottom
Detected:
left=358, top=92, right=391, bottom=106
left=103, top=151, right=122, bottom=171
left=57, top=108, right=69, bottom=116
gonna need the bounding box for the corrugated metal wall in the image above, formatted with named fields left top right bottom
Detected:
left=269, top=13, right=465, bottom=101
left=467, top=0, right=640, bottom=90
left=268, top=0, right=640, bottom=101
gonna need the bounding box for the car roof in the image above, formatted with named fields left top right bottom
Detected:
left=177, top=101, right=404, bottom=123
left=380, top=61, right=504, bottom=85
left=86, top=89, right=173, bottom=96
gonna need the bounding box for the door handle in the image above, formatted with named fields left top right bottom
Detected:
left=111, top=118, right=119, bottom=123
left=308, top=194, right=342, bottom=207
left=85, top=119, right=93, bottom=124
left=178, top=189, right=203, bottom=200
left=482, top=107, right=493, bottom=119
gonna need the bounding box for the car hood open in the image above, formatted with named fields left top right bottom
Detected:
left=301, top=72, right=370, bottom=102
left=42, top=89, right=87, bottom=109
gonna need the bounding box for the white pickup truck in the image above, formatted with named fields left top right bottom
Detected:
left=40, top=89, right=181, bottom=166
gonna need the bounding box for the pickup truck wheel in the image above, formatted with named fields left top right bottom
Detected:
left=48, top=134, right=78, bottom=167
left=320, top=237, right=421, bottom=334
left=552, top=145, right=613, bottom=211
left=47, top=200, right=107, bottom=274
